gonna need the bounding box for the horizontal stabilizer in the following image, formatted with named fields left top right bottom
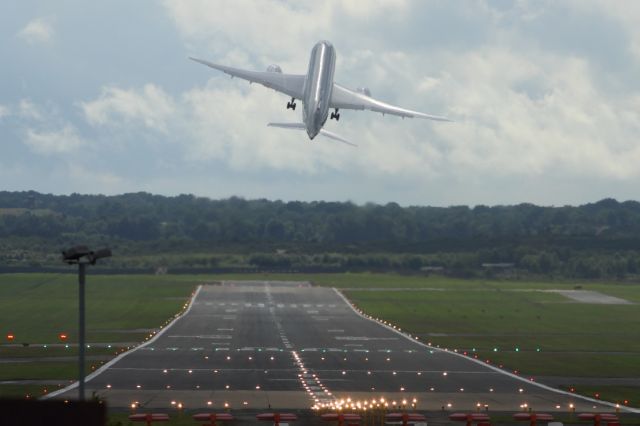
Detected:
left=319, top=129, right=357, bottom=147
left=267, top=123, right=356, bottom=147
left=267, top=122, right=306, bottom=130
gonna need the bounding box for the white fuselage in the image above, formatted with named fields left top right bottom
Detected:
left=302, top=41, right=336, bottom=140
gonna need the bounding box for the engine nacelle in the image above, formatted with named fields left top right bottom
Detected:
left=267, top=64, right=283, bottom=73
left=356, top=87, right=371, bottom=97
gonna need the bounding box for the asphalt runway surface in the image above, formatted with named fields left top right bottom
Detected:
left=50, top=281, right=623, bottom=412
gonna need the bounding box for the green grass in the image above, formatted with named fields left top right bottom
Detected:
left=343, top=288, right=640, bottom=377
left=0, top=361, right=91, bottom=380
left=0, top=384, right=57, bottom=398
left=0, top=345, right=127, bottom=358
left=0, top=273, right=197, bottom=343
left=0, top=273, right=198, bottom=398
left=559, top=385, right=639, bottom=406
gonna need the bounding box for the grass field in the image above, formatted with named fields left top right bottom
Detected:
left=0, top=272, right=638, bottom=407
left=0, top=274, right=198, bottom=343
left=0, top=273, right=198, bottom=398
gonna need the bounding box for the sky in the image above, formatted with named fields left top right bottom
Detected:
left=1, top=1, right=640, bottom=206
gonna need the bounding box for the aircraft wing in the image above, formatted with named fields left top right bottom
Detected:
left=330, top=83, right=451, bottom=121
left=189, top=57, right=306, bottom=100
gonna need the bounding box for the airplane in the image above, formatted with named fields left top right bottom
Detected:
left=190, top=40, right=450, bottom=146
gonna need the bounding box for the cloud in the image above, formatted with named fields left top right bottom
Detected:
left=5, top=1, right=640, bottom=205
left=23, top=124, right=86, bottom=154
left=18, top=99, right=44, bottom=120
left=83, top=1, right=640, bottom=189
left=82, top=84, right=176, bottom=133
left=17, top=17, right=54, bottom=44
left=434, top=47, right=640, bottom=180
left=0, top=105, right=9, bottom=119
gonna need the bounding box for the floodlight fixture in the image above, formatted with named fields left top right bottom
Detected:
left=62, top=245, right=92, bottom=263
left=62, top=246, right=111, bottom=265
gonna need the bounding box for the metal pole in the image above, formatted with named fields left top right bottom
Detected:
left=78, top=262, right=86, bottom=401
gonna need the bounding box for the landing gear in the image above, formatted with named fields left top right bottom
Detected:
left=330, top=108, right=340, bottom=121
left=286, top=98, right=297, bottom=110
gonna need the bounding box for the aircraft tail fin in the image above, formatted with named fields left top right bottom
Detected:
left=267, top=122, right=356, bottom=147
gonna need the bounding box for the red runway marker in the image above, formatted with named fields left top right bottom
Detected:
left=193, top=412, right=234, bottom=425
left=513, top=412, right=554, bottom=426
left=128, top=413, right=169, bottom=425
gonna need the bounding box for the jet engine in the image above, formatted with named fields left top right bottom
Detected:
left=267, top=64, right=283, bottom=73
left=356, top=87, right=371, bottom=97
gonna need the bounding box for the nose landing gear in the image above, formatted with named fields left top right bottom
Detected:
left=286, top=98, right=297, bottom=110
left=330, top=108, right=340, bottom=121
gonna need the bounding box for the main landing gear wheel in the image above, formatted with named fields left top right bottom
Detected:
left=330, top=109, right=340, bottom=121
left=286, top=98, right=297, bottom=110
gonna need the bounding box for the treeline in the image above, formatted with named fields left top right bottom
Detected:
left=1, top=191, right=640, bottom=278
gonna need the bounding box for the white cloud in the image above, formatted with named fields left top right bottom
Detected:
left=82, top=84, right=176, bottom=133
left=0, top=105, right=9, bottom=119
left=19, top=99, right=44, bottom=120
left=5, top=1, right=640, bottom=204
left=86, top=1, right=640, bottom=189
left=434, top=47, right=640, bottom=180
left=23, top=124, right=86, bottom=154
left=17, top=17, right=54, bottom=44
left=163, top=0, right=410, bottom=64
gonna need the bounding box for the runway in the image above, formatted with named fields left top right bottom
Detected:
left=49, top=281, right=622, bottom=412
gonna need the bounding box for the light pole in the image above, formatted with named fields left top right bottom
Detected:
left=62, top=245, right=112, bottom=401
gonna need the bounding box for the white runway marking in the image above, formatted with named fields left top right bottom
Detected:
left=168, top=335, right=232, bottom=339
left=335, top=336, right=398, bottom=341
